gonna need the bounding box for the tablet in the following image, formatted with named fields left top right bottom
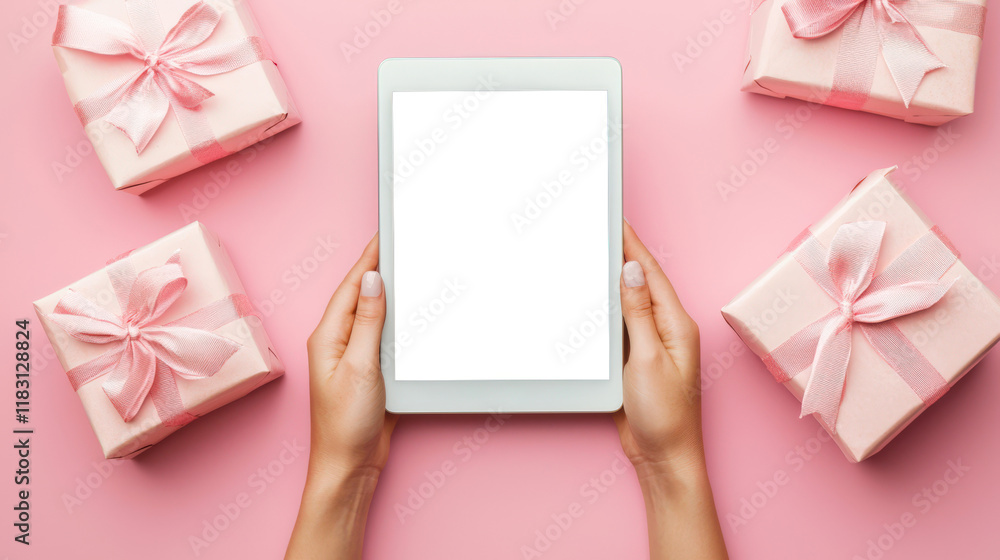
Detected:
left=378, top=57, right=623, bottom=413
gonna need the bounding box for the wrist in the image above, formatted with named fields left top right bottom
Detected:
left=637, top=464, right=713, bottom=525
left=286, top=457, right=381, bottom=559
left=303, top=459, right=381, bottom=506
left=631, top=446, right=729, bottom=560
left=631, top=443, right=708, bottom=491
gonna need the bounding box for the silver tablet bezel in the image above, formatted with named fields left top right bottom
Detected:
left=378, top=57, right=623, bottom=413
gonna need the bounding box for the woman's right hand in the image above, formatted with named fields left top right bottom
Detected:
left=614, top=221, right=705, bottom=477
left=614, top=221, right=728, bottom=560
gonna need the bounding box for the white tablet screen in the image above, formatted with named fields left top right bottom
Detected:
left=391, top=90, right=610, bottom=381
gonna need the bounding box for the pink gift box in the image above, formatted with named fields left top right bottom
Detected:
left=52, top=0, right=301, bottom=193
left=722, top=167, right=1000, bottom=462
left=742, top=0, right=988, bottom=125
left=33, top=222, right=284, bottom=459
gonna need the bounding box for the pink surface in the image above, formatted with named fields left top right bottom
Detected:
left=2, top=0, right=999, bottom=558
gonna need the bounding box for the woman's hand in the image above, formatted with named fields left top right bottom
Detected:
left=304, top=234, right=397, bottom=480
left=614, top=221, right=704, bottom=477
left=615, top=221, right=728, bottom=560
left=286, top=234, right=397, bottom=560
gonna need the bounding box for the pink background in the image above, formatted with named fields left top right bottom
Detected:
left=3, top=0, right=999, bottom=558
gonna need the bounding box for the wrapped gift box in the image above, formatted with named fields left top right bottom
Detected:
left=722, top=167, right=1000, bottom=461
left=742, top=0, right=988, bottom=125
left=34, top=222, right=284, bottom=458
left=52, top=0, right=301, bottom=193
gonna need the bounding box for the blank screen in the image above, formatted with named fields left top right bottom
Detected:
left=391, top=90, right=610, bottom=381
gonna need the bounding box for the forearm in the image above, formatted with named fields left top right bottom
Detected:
left=285, top=465, right=380, bottom=560
left=636, top=451, right=729, bottom=560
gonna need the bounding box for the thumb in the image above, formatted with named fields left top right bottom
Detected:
left=621, top=261, right=662, bottom=362
left=340, top=270, right=386, bottom=374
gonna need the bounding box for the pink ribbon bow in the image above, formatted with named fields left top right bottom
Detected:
left=48, top=252, right=256, bottom=425
left=763, top=221, right=957, bottom=431
left=779, top=0, right=986, bottom=109
left=53, top=0, right=271, bottom=161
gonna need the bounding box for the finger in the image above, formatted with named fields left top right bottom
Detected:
left=623, top=221, right=688, bottom=323
left=623, top=222, right=699, bottom=365
left=307, top=234, right=379, bottom=370
left=620, top=261, right=663, bottom=363
left=340, top=270, right=386, bottom=375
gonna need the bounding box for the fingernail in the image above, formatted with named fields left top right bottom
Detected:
left=623, top=261, right=645, bottom=288
left=623, top=216, right=630, bottom=225
left=361, top=271, right=382, bottom=297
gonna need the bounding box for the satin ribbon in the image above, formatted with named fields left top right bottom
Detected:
left=52, top=0, right=271, bottom=162
left=47, top=251, right=257, bottom=425
left=778, top=0, right=986, bottom=109
left=762, top=221, right=957, bottom=432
